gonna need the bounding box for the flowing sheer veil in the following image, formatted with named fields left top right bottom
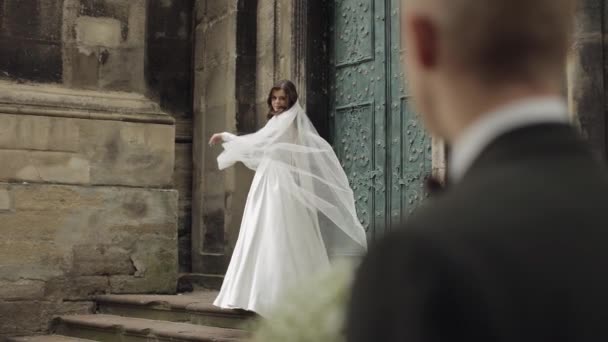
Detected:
left=217, top=102, right=367, bottom=258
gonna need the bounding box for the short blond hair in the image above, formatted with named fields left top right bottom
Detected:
left=436, top=0, right=575, bottom=83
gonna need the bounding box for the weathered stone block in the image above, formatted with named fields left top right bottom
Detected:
left=62, top=44, right=101, bottom=89
left=256, top=1, right=275, bottom=58
left=0, top=111, right=79, bottom=152
left=205, top=0, right=237, bottom=24
left=194, top=25, right=207, bottom=71
left=1, top=0, right=63, bottom=41
left=0, top=150, right=91, bottom=184
left=0, top=183, right=178, bottom=293
left=60, top=0, right=149, bottom=93
left=109, top=239, right=178, bottom=293
left=175, top=144, right=193, bottom=196
left=55, top=300, right=96, bottom=316
left=178, top=231, right=192, bottom=273
left=203, top=14, right=236, bottom=72
left=574, top=0, right=603, bottom=35
left=175, top=143, right=193, bottom=272
left=0, top=241, right=66, bottom=281
left=75, top=16, right=122, bottom=48
left=0, top=0, right=64, bottom=83
left=45, top=276, right=111, bottom=300
left=0, top=301, right=54, bottom=336
left=125, top=0, right=148, bottom=47
left=0, top=300, right=94, bottom=337
left=0, top=81, right=163, bottom=114
left=204, top=63, right=236, bottom=109
left=99, top=47, right=146, bottom=92
left=0, top=114, right=174, bottom=187
left=79, top=119, right=174, bottom=187
left=0, top=280, right=46, bottom=300
left=256, top=102, right=271, bottom=128
left=72, top=245, right=136, bottom=276
left=0, top=187, right=11, bottom=211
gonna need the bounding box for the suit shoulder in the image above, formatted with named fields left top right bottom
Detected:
left=404, top=193, right=468, bottom=231
left=366, top=224, right=445, bottom=264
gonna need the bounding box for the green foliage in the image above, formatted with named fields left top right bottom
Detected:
left=251, top=261, right=357, bottom=342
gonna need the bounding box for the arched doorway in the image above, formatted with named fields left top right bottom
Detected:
left=328, top=0, right=432, bottom=241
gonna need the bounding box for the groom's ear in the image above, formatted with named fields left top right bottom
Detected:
left=408, top=15, right=439, bottom=70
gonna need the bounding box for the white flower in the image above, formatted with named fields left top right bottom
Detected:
left=251, top=261, right=357, bottom=342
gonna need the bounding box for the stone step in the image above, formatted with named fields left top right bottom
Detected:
left=54, top=314, right=249, bottom=342
left=96, top=292, right=256, bottom=330
left=178, top=273, right=225, bottom=291
left=7, top=336, right=95, bottom=342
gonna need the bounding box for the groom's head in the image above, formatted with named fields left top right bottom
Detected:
left=401, top=0, right=575, bottom=141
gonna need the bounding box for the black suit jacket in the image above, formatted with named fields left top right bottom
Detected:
left=346, top=124, right=608, bottom=342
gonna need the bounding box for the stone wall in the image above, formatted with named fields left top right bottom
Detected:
left=192, top=0, right=237, bottom=274
left=0, top=83, right=178, bottom=338
left=62, top=0, right=147, bottom=92
left=0, top=0, right=64, bottom=83
left=191, top=0, right=260, bottom=276
left=191, top=0, right=309, bottom=276
left=1, top=0, right=195, bottom=273
left=190, top=0, right=336, bottom=275
left=256, top=0, right=298, bottom=125
left=145, top=0, right=195, bottom=273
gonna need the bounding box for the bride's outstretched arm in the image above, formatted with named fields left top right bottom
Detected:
left=209, top=132, right=237, bottom=146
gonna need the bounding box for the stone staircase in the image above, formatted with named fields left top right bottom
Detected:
left=7, top=292, right=256, bottom=342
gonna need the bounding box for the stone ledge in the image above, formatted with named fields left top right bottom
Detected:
left=7, top=335, right=96, bottom=342
left=178, top=273, right=224, bottom=291
left=0, top=301, right=95, bottom=338
left=0, top=114, right=175, bottom=187
left=55, top=314, right=248, bottom=342
left=0, top=182, right=179, bottom=295
left=0, top=187, right=12, bottom=211
left=0, top=81, right=174, bottom=125
left=95, top=292, right=251, bottom=317
left=95, top=292, right=254, bottom=330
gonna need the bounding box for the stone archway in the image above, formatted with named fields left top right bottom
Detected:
left=190, top=0, right=258, bottom=282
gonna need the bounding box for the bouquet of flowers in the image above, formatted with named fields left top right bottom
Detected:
left=250, top=261, right=357, bottom=342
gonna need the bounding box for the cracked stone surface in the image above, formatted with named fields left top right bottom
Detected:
left=58, top=314, right=247, bottom=341
left=8, top=335, right=96, bottom=342
left=0, top=183, right=178, bottom=338
left=95, top=291, right=241, bottom=314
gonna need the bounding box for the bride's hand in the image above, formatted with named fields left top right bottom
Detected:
left=209, top=133, right=223, bottom=146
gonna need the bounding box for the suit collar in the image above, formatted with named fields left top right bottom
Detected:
left=449, top=97, right=569, bottom=184
left=457, top=123, right=588, bottom=187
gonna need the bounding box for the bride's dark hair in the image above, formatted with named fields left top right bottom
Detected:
left=266, top=80, right=298, bottom=120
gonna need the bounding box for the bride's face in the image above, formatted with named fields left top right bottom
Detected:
left=271, top=89, right=288, bottom=114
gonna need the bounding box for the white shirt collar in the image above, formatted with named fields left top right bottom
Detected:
left=448, top=96, right=569, bottom=183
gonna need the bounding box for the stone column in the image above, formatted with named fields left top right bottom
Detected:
left=432, top=138, right=447, bottom=183
left=301, top=0, right=331, bottom=138
left=0, top=1, right=179, bottom=336
left=256, top=0, right=278, bottom=126
left=62, top=0, right=147, bottom=92
left=256, top=0, right=308, bottom=125
left=191, top=0, right=255, bottom=279
left=0, top=81, right=178, bottom=339
left=568, top=0, right=606, bottom=159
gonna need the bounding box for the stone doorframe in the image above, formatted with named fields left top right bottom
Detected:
left=190, top=0, right=328, bottom=275
left=567, top=0, right=607, bottom=160
left=190, top=0, right=449, bottom=275
left=281, top=0, right=443, bottom=179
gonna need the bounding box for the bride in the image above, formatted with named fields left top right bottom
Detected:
left=208, top=80, right=367, bottom=317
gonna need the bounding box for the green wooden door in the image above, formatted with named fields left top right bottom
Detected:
left=329, top=0, right=432, bottom=241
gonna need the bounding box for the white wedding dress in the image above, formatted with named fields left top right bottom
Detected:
left=213, top=102, right=367, bottom=317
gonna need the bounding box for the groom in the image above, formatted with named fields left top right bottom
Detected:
left=347, top=0, right=608, bottom=341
